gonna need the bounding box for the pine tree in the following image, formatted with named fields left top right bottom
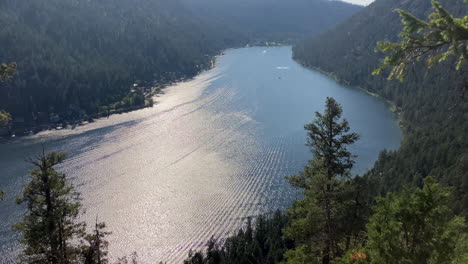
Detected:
left=364, top=177, right=468, bottom=264
left=13, top=150, right=85, bottom=263
left=284, top=97, right=360, bottom=264
left=373, top=0, right=468, bottom=82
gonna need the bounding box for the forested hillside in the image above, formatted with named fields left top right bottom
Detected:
left=294, top=0, right=468, bottom=215
left=0, top=0, right=360, bottom=132
left=0, top=0, right=240, bottom=127
left=181, top=0, right=361, bottom=43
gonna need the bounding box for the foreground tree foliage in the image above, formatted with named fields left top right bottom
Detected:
left=374, top=0, right=468, bottom=81
left=337, top=178, right=468, bottom=264
left=366, top=177, right=467, bottom=264
left=283, top=98, right=361, bottom=264
left=14, top=151, right=109, bottom=264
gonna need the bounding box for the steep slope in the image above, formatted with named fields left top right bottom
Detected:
left=294, top=0, right=468, bottom=215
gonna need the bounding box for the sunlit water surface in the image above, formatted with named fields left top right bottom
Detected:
left=0, top=47, right=402, bottom=263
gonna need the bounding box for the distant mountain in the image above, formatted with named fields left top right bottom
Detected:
left=294, top=0, right=468, bottom=215
left=182, top=0, right=362, bottom=42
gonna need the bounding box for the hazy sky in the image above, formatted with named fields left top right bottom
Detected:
left=340, top=0, right=374, bottom=6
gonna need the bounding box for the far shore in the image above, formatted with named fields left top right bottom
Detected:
left=1, top=43, right=293, bottom=140
left=294, top=58, right=404, bottom=129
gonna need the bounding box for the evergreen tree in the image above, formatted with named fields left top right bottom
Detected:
left=184, top=211, right=289, bottom=264
left=13, top=151, right=85, bottom=263
left=373, top=0, right=468, bottom=82
left=284, top=97, right=360, bottom=264
left=366, top=177, right=467, bottom=264
left=338, top=177, right=468, bottom=264
left=80, top=220, right=110, bottom=264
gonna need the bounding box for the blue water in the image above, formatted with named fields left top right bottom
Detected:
left=0, top=46, right=401, bottom=263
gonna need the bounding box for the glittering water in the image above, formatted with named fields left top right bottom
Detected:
left=0, top=46, right=402, bottom=263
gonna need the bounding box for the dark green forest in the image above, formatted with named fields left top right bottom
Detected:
left=0, top=0, right=360, bottom=132
left=293, top=0, right=468, bottom=216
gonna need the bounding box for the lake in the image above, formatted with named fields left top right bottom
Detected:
left=0, top=46, right=402, bottom=263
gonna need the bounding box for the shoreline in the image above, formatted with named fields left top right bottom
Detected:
left=293, top=58, right=404, bottom=129
left=1, top=43, right=291, bottom=140
left=3, top=44, right=390, bottom=141
left=1, top=54, right=220, bottom=140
